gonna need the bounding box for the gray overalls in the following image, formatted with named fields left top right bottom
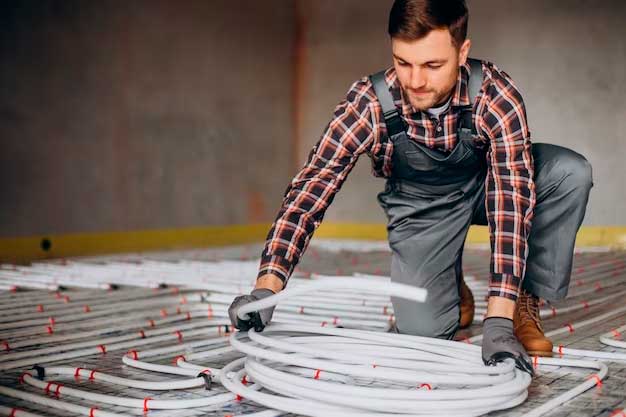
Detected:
left=370, top=59, right=593, bottom=339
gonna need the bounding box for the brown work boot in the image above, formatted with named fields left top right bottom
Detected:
left=459, top=277, right=475, bottom=329
left=514, top=289, right=553, bottom=357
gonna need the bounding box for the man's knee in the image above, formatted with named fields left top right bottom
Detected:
left=535, top=143, right=593, bottom=194
left=560, top=150, right=593, bottom=193
left=394, top=305, right=459, bottom=340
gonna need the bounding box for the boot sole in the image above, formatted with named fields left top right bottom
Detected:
left=527, top=350, right=553, bottom=357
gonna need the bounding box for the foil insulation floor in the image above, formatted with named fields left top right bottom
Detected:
left=0, top=241, right=625, bottom=417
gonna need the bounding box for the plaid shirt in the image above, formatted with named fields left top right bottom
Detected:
left=259, top=60, right=535, bottom=301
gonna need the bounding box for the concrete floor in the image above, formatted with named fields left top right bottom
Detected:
left=0, top=240, right=625, bottom=416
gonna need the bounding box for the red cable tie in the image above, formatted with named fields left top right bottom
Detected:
left=143, top=397, right=151, bottom=412
left=551, top=307, right=557, bottom=317
left=84, top=305, right=91, bottom=313
left=9, top=408, right=19, bottom=417
left=201, top=369, right=211, bottom=375
left=299, top=306, right=304, bottom=314
left=74, top=368, right=83, bottom=378
left=575, top=279, right=584, bottom=286
left=558, top=345, right=564, bottom=356
left=186, top=312, right=192, bottom=321
left=610, top=409, right=625, bottom=417
left=612, top=329, right=622, bottom=339
left=462, top=337, right=471, bottom=344
left=9, top=285, right=17, bottom=292
left=89, top=370, right=98, bottom=380
left=171, top=287, right=180, bottom=294
left=314, top=369, right=321, bottom=380
left=419, top=383, right=432, bottom=390
left=581, top=301, right=590, bottom=309
left=595, top=282, right=603, bottom=291
left=55, top=291, right=62, bottom=299
left=89, top=407, right=98, bottom=417
left=138, top=330, right=146, bottom=339
left=128, top=350, right=139, bottom=360
left=18, top=372, right=29, bottom=384
left=176, top=307, right=182, bottom=315
left=320, top=321, right=328, bottom=327
left=565, top=324, right=575, bottom=333
left=147, top=319, right=155, bottom=328
left=533, top=356, right=539, bottom=369
left=388, top=314, right=396, bottom=323
left=97, top=345, right=107, bottom=354
left=180, top=296, right=187, bottom=304
left=47, top=326, right=54, bottom=334
left=54, top=383, right=63, bottom=397
left=372, top=363, right=377, bottom=368
left=241, top=375, right=248, bottom=385
left=174, top=330, right=183, bottom=342
left=37, top=304, right=44, bottom=312
left=160, top=309, right=168, bottom=317
left=588, top=374, right=603, bottom=387
left=49, top=317, right=56, bottom=326
left=383, top=306, right=388, bottom=315
left=44, top=382, right=54, bottom=395
left=173, top=355, right=186, bottom=364
left=2, top=341, right=10, bottom=351
left=63, top=296, right=70, bottom=303
left=332, top=317, right=339, bottom=325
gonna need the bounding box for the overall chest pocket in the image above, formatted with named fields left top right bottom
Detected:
left=404, top=140, right=473, bottom=172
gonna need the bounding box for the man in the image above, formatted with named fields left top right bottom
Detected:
left=228, top=0, right=592, bottom=374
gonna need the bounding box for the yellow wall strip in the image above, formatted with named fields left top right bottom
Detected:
left=1, top=224, right=625, bottom=263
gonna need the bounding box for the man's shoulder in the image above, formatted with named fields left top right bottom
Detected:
left=477, top=59, right=524, bottom=96
left=344, top=67, right=397, bottom=107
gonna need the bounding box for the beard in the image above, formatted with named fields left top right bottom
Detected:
left=406, top=88, right=452, bottom=112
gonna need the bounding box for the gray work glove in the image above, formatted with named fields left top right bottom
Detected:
left=228, top=288, right=276, bottom=332
left=482, top=317, right=534, bottom=376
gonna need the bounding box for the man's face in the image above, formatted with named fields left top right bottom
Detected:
left=392, top=28, right=471, bottom=111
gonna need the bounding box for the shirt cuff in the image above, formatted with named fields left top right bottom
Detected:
left=257, top=254, right=294, bottom=285
left=488, top=273, right=523, bottom=302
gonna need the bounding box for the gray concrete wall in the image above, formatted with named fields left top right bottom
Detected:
left=2, top=0, right=624, bottom=241
left=298, top=0, right=626, bottom=226
left=0, top=0, right=295, bottom=237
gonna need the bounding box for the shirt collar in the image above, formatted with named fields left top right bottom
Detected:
left=451, top=61, right=471, bottom=108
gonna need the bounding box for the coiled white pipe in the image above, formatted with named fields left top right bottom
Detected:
left=599, top=323, right=626, bottom=349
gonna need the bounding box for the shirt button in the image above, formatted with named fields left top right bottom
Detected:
left=436, top=126, right=443, bottom=132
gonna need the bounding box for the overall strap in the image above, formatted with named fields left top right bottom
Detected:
left=370, top=60, right=484, bottom=138
left=369, top=71, right=405, bottom=138
left=460, top=58, right=484, bottom=137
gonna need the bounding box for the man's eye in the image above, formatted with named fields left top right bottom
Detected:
left=398, top=61, right=409, bottom=66
left=427, top=64, right=443, bottom=69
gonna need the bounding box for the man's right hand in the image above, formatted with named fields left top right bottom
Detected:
left=482, top=317, right=534, bottom=376
left=228, top=288, right=276, bottom=332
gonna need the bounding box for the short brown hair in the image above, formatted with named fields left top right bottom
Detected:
left=388, top=0, right=468, bottom=48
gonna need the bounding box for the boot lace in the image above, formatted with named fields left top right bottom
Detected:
left=517, top=290, right=543, bottom=331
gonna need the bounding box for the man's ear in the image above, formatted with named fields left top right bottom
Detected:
left=458, top=39, right=471, bottom=65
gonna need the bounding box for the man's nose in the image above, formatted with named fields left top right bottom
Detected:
left=409, top=68, right=426, bottom=89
